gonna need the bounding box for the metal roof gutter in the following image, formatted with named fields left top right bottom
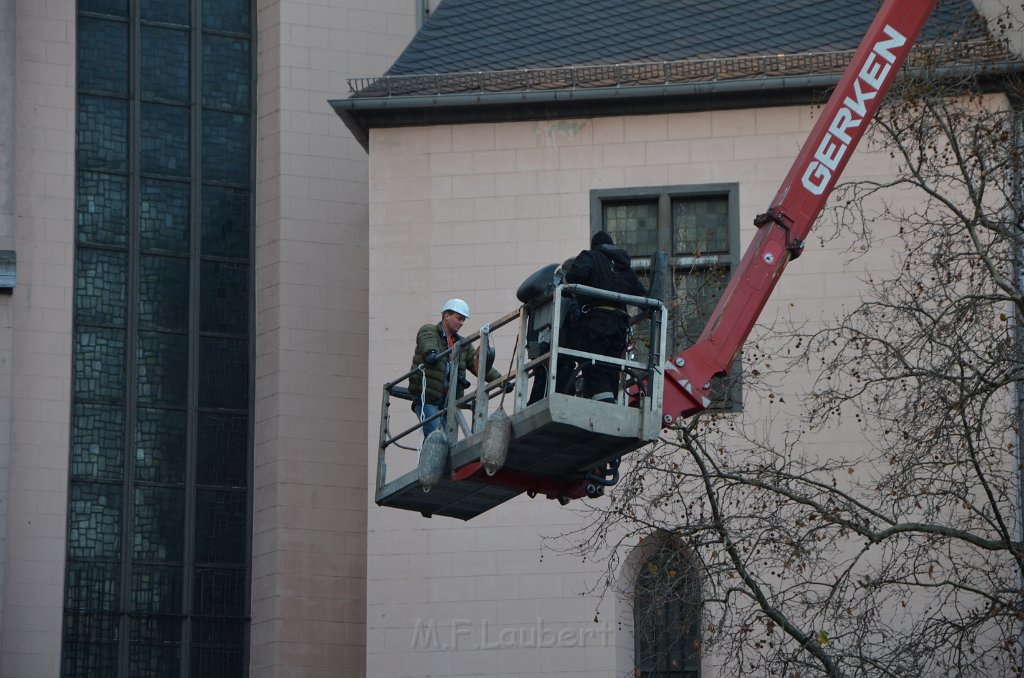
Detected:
left=330, top=62, right=1024, bottom=152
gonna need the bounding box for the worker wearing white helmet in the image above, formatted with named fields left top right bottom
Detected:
left=409, top=299, right=504, bottom=437
left=441, top=298, right=470, bottom=319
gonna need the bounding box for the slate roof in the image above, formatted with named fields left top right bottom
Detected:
left=385, top=0, right=987, bottom=77
left=332, top=0, right=1019, bottom=149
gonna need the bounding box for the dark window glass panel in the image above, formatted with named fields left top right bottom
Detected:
left=202, top=111, right=250, bottom=185
left=78, top=96, right=129, bottom=172
left=202, top=0, right=250, bottom=33
left=141, top=0, right=189, bottom=25
left=139, top=254, right=190, bottom=330
left=79, top=0, right=127, bottom=16
left=64, top=561, right=120, bottom=612
left=201, top=260, right=248, bottom=335
left=135, top=407, right=187, bottom=484
left=202, top=186, right=249, bottom=258
left=77, top=171, right=128, bottom=247
left=197, top=413, right=247, bottom=488
left=203, top=35, right=250, bottom=110
left=137, top=331, right=189, bottom=407
left=141, top=26, right=190, bottom=103
left=711, top=374, right=741, bottom=411
left=604, top=201, right=659, bottom=257
left=74, top=327, right=126, bottom=404
left=140, top=179, right=190, bottom=253
left=129, top=616, right=182, bottom=678
left=193, top=567, right=245, bottom=616
left=671, top=266, right=737, bottom=408
left=673, top=197, right=729, bottom=256
left=671, top=267, right=729, bottom=347
left=141, top=103, right=190, bottom=177
left=62, top=614, right=120, bottom=678
left=77, top=18, right=128, bottom=96
left=634, top=544, right=703, bottom=678
left=132, top=564, right=184, bottom=614
left=191, top=619, right=246, bottom=678
left=67, top=481, right=123, bottom=559
left=71, top=404, right=124, bottom=481
left=133, top=485, right=186, bottom=562
left=199, top=336, right=248, bottom=410
left=194, top=489, right=246, bottom=564
left=75, top=247, right=128, bottom=326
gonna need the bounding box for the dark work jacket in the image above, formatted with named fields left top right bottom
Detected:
left=409, top=322, right=502, bottom=405
left=566, top=244, right=648, bottom=312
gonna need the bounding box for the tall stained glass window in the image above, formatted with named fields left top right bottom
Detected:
left=66, top=0, right=253, bottom=675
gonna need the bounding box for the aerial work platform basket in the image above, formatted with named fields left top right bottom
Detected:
left=375, top=284, right=668, bottom=520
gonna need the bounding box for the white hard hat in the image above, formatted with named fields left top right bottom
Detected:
left=442, top=298, right=470, bottom=318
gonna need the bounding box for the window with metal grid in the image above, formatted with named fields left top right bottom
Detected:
left=591, top=184, right=742, bottom=410
left=633, top=538, right=703, bottom=678
left=65, top=0, right=253, bottom=675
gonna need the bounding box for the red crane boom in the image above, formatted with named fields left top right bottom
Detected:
left=374, top=0, right=947, bottom=519
left=662, top=0, right=939, bottom=424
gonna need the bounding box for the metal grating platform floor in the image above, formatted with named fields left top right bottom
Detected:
left=376, top=394, right=654, bottom=520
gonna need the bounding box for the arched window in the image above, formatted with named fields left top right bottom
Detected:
left=633, top=536, right=702, bottom=677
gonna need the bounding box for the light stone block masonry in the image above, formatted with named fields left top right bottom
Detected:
left=1, top=1, right=75, bottom=677
left=365, top=106, right=907, bottom=677
left=252, top=1, right=416, bottom=676
left=0, top=0, right=419, bottom=675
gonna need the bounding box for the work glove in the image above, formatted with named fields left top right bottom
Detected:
left=458, top=376, right=471, bottom=389
left=503, top=381, right=515, bottom=393
left=424, top=350, right=440, bottom=366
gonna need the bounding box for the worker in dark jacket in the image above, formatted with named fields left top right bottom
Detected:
left=410, top=299, right=504, bottom=436
left=524, top=258, right=581, bottom=405
left=566, top=231, right=648, bottom=403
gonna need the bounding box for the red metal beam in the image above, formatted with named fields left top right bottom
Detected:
left=452, top=461, right=592, bottom=500
left=662, top=0, right=939, bottom=424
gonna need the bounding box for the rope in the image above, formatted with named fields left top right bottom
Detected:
left=416, top=364, right=427, bottom=454
left=417, top=364, right=427, bottom=420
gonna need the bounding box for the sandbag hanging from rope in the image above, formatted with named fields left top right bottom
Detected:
left=480, top=408, right=511, bottom=476
left=418, top=429, right=449, bottom=491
